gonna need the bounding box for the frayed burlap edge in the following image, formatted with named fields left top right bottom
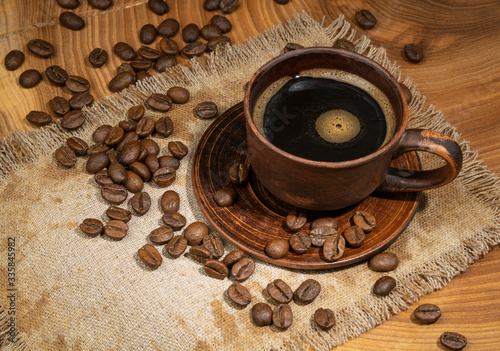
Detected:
left=1, top=12, right=499, bottom=351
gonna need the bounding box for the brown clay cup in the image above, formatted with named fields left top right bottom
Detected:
left=244, top=47, right=463, bottom=211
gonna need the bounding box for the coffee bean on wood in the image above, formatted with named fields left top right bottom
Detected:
left=204, top=259, right=228, bottom=279
left=154, top=55, right=177, bottom=72
left=286, top=210, right=307, bottom=231
left=57, top=0, right=79, bottom=9
left=352, top=210, right=376, bottom=232
left=214, top=187, right=238, bottom=207
left=439, top=332, right=467, bottom=351
left=310, top=227, right=336, bottom=247
left=159, top=38, right=180, bottom=56
left=207, top=36, right=231, bottom=52
left=19, top=69, right=42, bottom=88
left=55, top=145, right=77, bottom=168
left=49, top=96, right=70, bottom=116
left=138, top=46, right=161, bottom=61
left=139, top=24, right=157, bottom=45
left=114, top=42, right=137, bottom=61
left=26, top=111, right=51, bottom=126
left=182, top=42, right=207, bottom=57
left=227, top=283, right=251, bottom=307
left=45, top=65, right=68, bottom=86
left=59, top=11, right=85, bottom=30
left=203, top=0, right=219, bottom=11
left=200, top=24, right=222, bottom=41
left=157, top=18, right=179, bottom=37
left=412, top=304, right=442, bottom=324
left=182, top=23, right=200, bottom=43
left=333, top=38, right=356, bottom=51
left=4, top=50, right=25, bottom=71
left=27, top=39, right=54, bottom=58
left=273, top=0, right=290, bottom=4
left=89, top=48, right=108, bottom=67
left=404, top=43, right=423, bottom=63
left=323, top=234, right=345, bottom=261
left=69, top=91, right=94, bottom=110
left=294, top=279, right=321, bottom=303
left=138, top=244, right=162, bottom=269
left=311, top=217, right=338, bottom=230
left=88, top=0, right=113, bottom=10
left=219, top=0, right=239, bottom=14
left=265, top=239, right=289, bottom=259
left=288, top=230, right=311, bottom=254
left=267, top=279, right=293, bottom=304
left=343, top=226, right=365, bottom=247
left=148, top=0, right=169, bottom=15
left=210, top=15, right=232, bottom=33
left=66, top=75, right=90, bottom=93
left=228, top=163, right=248, bottom=185
left=108, top=72, right=136, bottom=92
left=79, top=218, right=103, bottom=236
left=355, top=9, right=377, bottom=30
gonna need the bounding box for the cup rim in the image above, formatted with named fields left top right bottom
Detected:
left=244, top=47, right=408, bottom=169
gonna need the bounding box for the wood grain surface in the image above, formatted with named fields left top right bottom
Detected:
left=1, top=0, right=499, bottom=349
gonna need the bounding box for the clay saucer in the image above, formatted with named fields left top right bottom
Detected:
left=192, top=102, right=421, bottom=270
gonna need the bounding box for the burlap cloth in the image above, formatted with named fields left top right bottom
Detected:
left=1, top=13, right=499, bottom=351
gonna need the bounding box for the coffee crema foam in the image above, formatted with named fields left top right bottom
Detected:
left=253, top=68, right=396, bottom=149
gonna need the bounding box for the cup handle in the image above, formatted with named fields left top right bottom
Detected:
left=378, top=129, right=463, bottom=192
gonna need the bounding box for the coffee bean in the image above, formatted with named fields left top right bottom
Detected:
left=148, top=226, right=173, bottom=245
left=159, top=38, right=179, bottom=56
left=59, top=11, right=85, bottom=30
left=373, top=276, right=396, bottom=296
left=252, top=303, right=272, bottom=326
left=57, top=0, right=79, bottom=9
left=355, top=9, right=377, bottom=30
left=66, top=75, right=90, bottom=93
left=101, top=184, right=128, bottom=204
left=189, top=246, right=212, bottom=263
left=138, top=46, right=161, bottom=62
left=154, top=116, right=174, bottom=138
left=157, top=18, right=179, bottom=37
left=267, top=279, right=293, bottom=304
left=182, top=23, right=199, bottom=43
left=89, top=48, right=108, bottom=67
left=138, top=244, right=162, bottom=269
left=113, top=42, right=137, bottom=61
left=343, top=226, right=365, bottom=247
left=103, top=127, right=124, bottom=147
left=106, top=206, right=131, bottom=222
left=66, top=137, right=88, bottom=155
left=88, top=143, right=109, bottom=155
left=55, top=145, right=77, bottom=167
left=184, top=222, right=209, bottom=246
left=26, top=111, right=51, bottom=126
left=138, top=140, right=158, bottom=157
left=94, top=170, right=113, bottom=186
left=284, top=43, right=304, bottom=53
left=369, top=252, right=399, bottom=272
left=107, top=149, right=119, bottom=163
left=166, top=235, right=188, bottom=258
left=311, top=217, right=338, bottom=230
left=158, top=190, right=180, bottom=214
left=79, top=218, right=103, bottom=236
left=88, top=0, right=113, bottom=10
left=165, top=86, right=189, bottom=104
left=93, top=125, right=112, bottom=143
left=194, top=102, right=218, bottom=120
left=158, top=155, right=180, bottom=170
left=146, top=93, right=172, bottom=112
left=273, top=304, right=293, bottom=329
left=69, top=91, right=94, bottom=110
left=135, top=117, right=155, bottom=138
left=45, top=65, right=68, bottom=86
left=273, top=0, right=290, bottom=4
left=207, top=36, right=231, bottom=52
left=129, top=162, right=150, bottom=181
left=204, top=259, right=228, bottom=279
left=210, top=15, right=232, bottom=33
left=404, top=43, right=423, bottom=63
left=399, top=83, right=413, bottom=104
left=27, top=39, right=54, bottom=58
left=220, top=0, right=239, bottom=14
left=413, top=304, right=442, bottom=324
left=227, top=283, right=251, bottom=307
left=231, top=257, right=255, bottom=282
left=148, top=0, right=169, bottom=15
left=222, top=250, right=244, bottom=267
left=86, top=151, right=110, bottom=173
left=130, top=58, right=152, bottom=72
left=19, top=69, right=42, bottom=88
left=49, top=96, right=70, bottom=116
left=203, top=0, right=219, bottom=11
left=168, top=141, right=188, bottom=160
left=4, top=50, right=25, bottom=71
left=265, top=239, right=289, bottom=259
left=314, top=308, right=335, bottom=330
left=440, top=332, right=467, bottom=351
left=154, top=55, right=177, bottom=72
left=288, top=230, right=311, bottom=254
left=228, top=163, right=248, bottom=185
left=118, top=120, right=137, bottom=132
left=131, top=191, right=151, bottom=215
left=106, top=163, right=126, bottom=183
left=323, top=234, right=345, bottom=261
left=286, top=210, right=307, bottom=231
left=153, top=166, right=176, bottom=187
left=61, top=110, right=86, bottom=130
left=116, top=62, right=134, bottom=75
left=104, top=219, right=128, bottom=240
left=214, top=187, right=238, bottom=207
left=203, top=233, right=225, bottom=259
left=162, top=211, right=186, bottom=231
left=139, top=24, right=157, bottom=45
left=294, top=279, right=321, bottom=303
left=137, top=70, right=151, bottom=81
left=200, top=24, right=222, bottom=41
left=352, top=210, right=376, bottom=232
left=124, top=171, right=144, bottom=193
left=333, top=38, right=356, bottom=51
left=182, top=42, right=207, bottom=58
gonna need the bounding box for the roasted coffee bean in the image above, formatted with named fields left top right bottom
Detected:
left=189, top=246, right=212, bottom=263
left=118, top=120, right=137, bottom=132
left=207, top=36, right=231, bottom=52
left=252, top=303, right=272, bottom=326
left=131, top=191, right=151, bottom=215
left=404, top=43, right=423, bottom=63
left=4, top=50, right=25, bottom=71
left=284, top=42, right=304, bottom=53
left=88, top=143, right=109, bottom=155
left=69, top=91, right=94, bottom=110
left=204, top=259, right=228, bottom=279
left=162, top=211, right=186, bottom=231
left=66, top=137, right=88, bottom=155
left=227, top=283, right=251, bottom=307
left=61, top=110, right=86, bottom=130
left=101, top=184, right=128, bottom=204
left=223, top=250, right=244, bottom=267
left=231, top=257, right=255, bottom=282
left=265, top=239, right=289, bottom=259
left=88, top=0, right=113, bottom=10
left=139, top=139, right=159, bottom=156
left=157, top=18, right=179, bottom=37
left=399, top=83, right=413, bottom=104
left=107, top=149, right=119, bottom=164
left=57, top=0, right=80, bottom=9
left=373, top=276, right=396, bottom=296
left=45, top=65, right=68, bottom=86
left=19, top=69, right=42, bottom=88
left=155, top=116, right=174, bottom=137
left=182, top=42, right=207, bottom=57
left=138, top=46, right=161, bottom=61
left=352, top=210, right=376, bottom=232
left=144, top=154, right=160, bottom=173
left=79, top=218, right=103, bottom=236
left=59, top=11, right=85, bottom=30
left=440, top=332, right=467, bottom=351
left=116, top=62, right=134, bottom=75
left=160, top=190, right=180, bottom=213
left=288, top=230, right=311, bottom=254
left=182, top=23, right=200, bottom=43
left=130, top=162, right=151, bottom=181
left=166, top=86, right=189, bottom=104
left=355, top=9, right=377, bottom=30
left=220, top=0, right=239, bottom=14
left=323, top=234, right=345, bottom=261
left=369, top=252, right=399, bottom=272
left=130, top=58, right=152, bottom=71
left=113, top=42, right=137, bottom=61
left=146, top=93, right=172, bottom=112
left=333, top=38, right=356, bottom=51
left=135, top=116, right=154, bottom=138
left=295, top=279, right=321, bottom=303
left=149, top=226, right=174, bottom=245
left=413, top=304, right=442, bottom=324
left=166, top=235, right=188, bottom=258
left=124, top=171, right=143, bottom=193
left=137, top=71, right=151, bottom=80
left=343, top=226, right=365, bottom=247
left=228, top=163, right=248, bottom=185
left=168, top=141, right=188, bottom=160
left=125, top=106, right=143, bottom=123
left=103, top=126, right=124, bottom=147
left=26, top=111, right=51, bottom=126
left=139, top=24, right=157, bottom=45
left=148, top=0, right=169, bottom=15
left=138, top=244, right=162, bottom=269
left=158, top=155, right=180, bottom=170
left=314, top=308, right=336, bottom=330
left=138, top=145, right=148, bottom=162
left=49, top=96, right=70, bottom=116
left=200, top=24, right=222, bottom=41
left=55, top=145, right=77, bottom=167
left=27, top=39, right=54, bottom=58
left=94, top=169, right=113, bottom=185
left=286, top=210, right=307, bottom=231
left=203, top=0, right=219, bottom=11
left=214, top=187, right=238, bottom=207
left=311, top=217, right=338, bottom=230
left=153, top=166, right=176, bottom=187
left=267, top=279, right=293, bottom=304
left=89, top=48, right=108, bottom=67
left=93, top=125, right=112, bottom=143
left=159, top=38, right=179, bottom=56
left=104, top=220, right=128, bottom=240
left=86, top=151, right=110, bottom=173
left=184, top=222, right=209, bottom=246
left=106, top=206, right=131, bottom=222
left=272, top=304, right=293, bottom=329
left=203, top=233, right=225, bottom=259
left=194, top=101, right=218, bottom=119
left=66, top=75, right=90, bottom=93
left=210, top=15, right=232, bottom=33
left=108, top=162, right=127, bottom=183
left=154, top=55, right=177, bottom=72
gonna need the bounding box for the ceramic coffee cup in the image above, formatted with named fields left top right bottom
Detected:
left=244, top=47, right=463, bottom=211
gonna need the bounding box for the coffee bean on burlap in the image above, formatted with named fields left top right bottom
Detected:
left=231, top=257, right=255, bottom=282
left=194, top=101, right=218, bottom=119
left=166, top=235, right=188, bottom=258
left=272, top=304, right=293, bottom=329
left=93, top=125, right=112, bottom=143
left=294, top=279, right=321, bottom=303
left=204, top=259, right=228, bottom=279
left=61, top=110, right=86, bottom=130
left=162, top=211, right=186, bottom=231
left=106, top=206, right=131, bottom=222
left=108, top=71, right=136, bottom=92
left=94, top=170, right=113, bottom=186
left=368, top=252, right=399, bottom=272
left=55, top=145, right=77, bottom=168
left=158, top=156, right=180, bottom=170
left=104, top=220, right=128, bottom=240
left=149, top=226, right=174, bottom=245
left=333, top=38, right=356, bottom=51
left=153, top=166, right=176, bottom=187
left=372, top=276, right=396, bottom=296
left=184, top=222, right=209, bottom=246
left=399, top=83, right=413, bottom=104
left=79, top=218, right=103, bottom=237
left=138, top=244, right=162, bottom=269
left=182, top=42, right=207, bottom=58
left=69, top=91, right=94, bottom=110
left=118, top=120, right=137, bottom=132
left=154, top=55, right=177, bottom=72
left=267, top=279, right=293, bottom=304
left=88, top=143, right=109, bottom=155
left=168, top=141, right=188, bottom=160
left=26, top=111, right=51, bottom=126
left=314, top=308, right=336, bottom=330
left=101, top=184, right=128, bottom=204
left=66, top=137, right=88, bottom=155
left=131, top=191, right=151, bottom=215
left=189, top=246, right=212, bottom=263
left=251, top=303, right=272, bottom=327
left=155, top=116, right=174, bottom=137
left=284, top=43, right=304, bottom=53
left=146, top=93, right=172, bottom=112
left=167, top=86, right=190, bottom=104
left=222, top=250, right=244, bottom=267
left=124, top=171, right=143, bottom=193
left=207, top=36, right=231, bottom=52
left=227, top=283, right=251, bottom=307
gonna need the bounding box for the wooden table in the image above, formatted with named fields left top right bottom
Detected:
left=1, top=0, right=499, bottom=349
